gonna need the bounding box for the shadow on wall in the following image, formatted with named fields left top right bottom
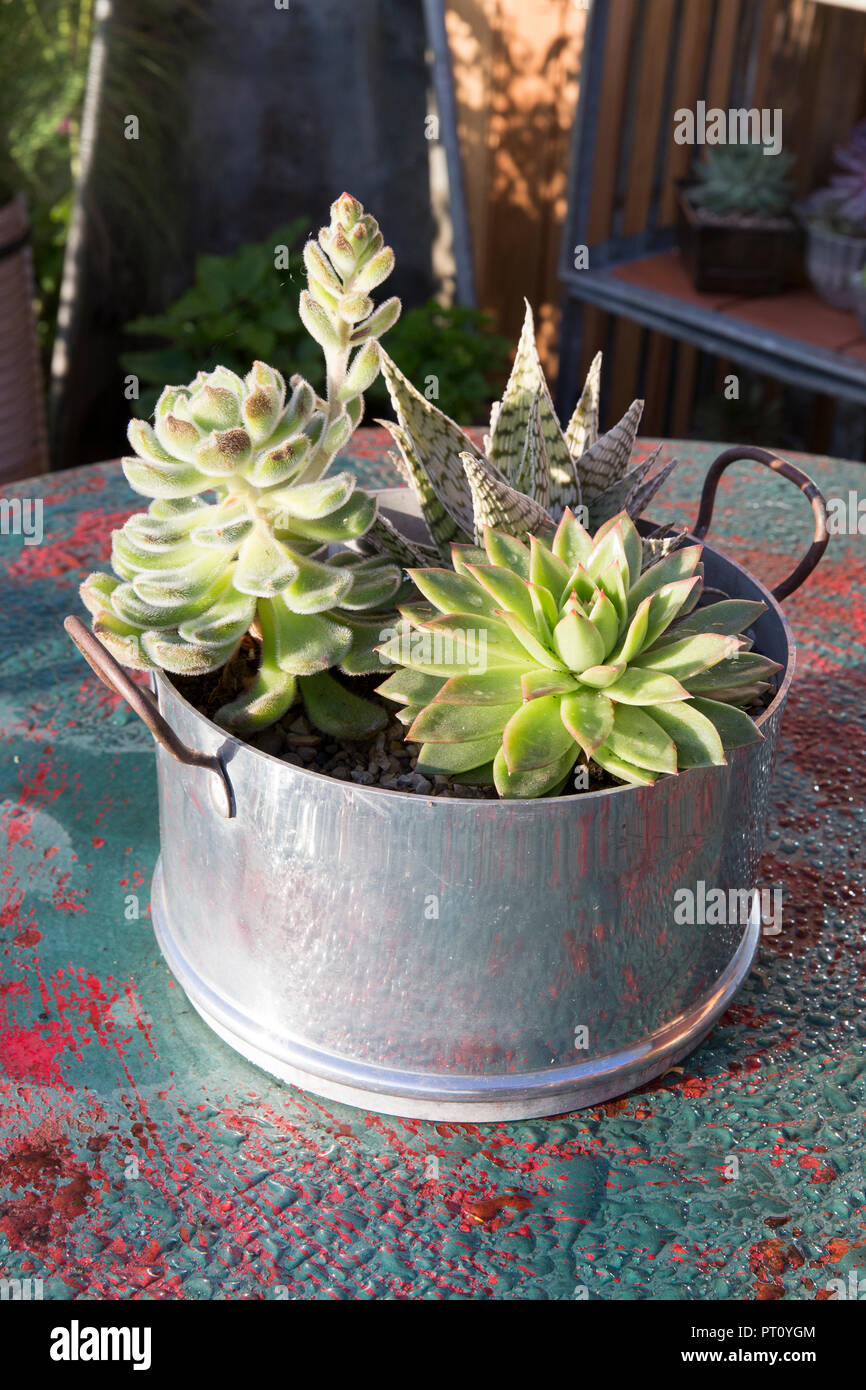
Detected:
left=52, top=0, right=435, bottom=472
left=446, top=0, right=586, bottom=376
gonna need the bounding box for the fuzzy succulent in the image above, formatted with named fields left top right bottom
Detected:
left=801, top=121, right=866, bottom=236
left=689, top=142, right=795, bottom=219
left=366, top=300, right=676, bottom=568
left=80, top=194, right=404, bottom=738
left=377, top=510, right=777, bottom=798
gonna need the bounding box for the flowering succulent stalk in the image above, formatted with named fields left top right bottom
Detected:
left=366, top=300, right=675, bottom=568
left=80, top=194, right=404, bottom=738
left=377, top=510, right=776, bottom=798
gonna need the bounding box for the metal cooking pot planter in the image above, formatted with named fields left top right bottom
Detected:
left=66, top=447, right=828, bottom=1122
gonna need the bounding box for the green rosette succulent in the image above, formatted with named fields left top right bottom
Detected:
left=377, top=509, right=778, bottom=798
left=80, top=193, right=404, bottom=738
left=689, top=143, right=795, bottom=219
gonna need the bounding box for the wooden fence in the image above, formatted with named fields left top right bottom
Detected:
left=447, top=0, right=866, bottom=446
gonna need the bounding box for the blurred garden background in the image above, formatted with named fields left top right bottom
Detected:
left=2, top=0, right=866, bottom=483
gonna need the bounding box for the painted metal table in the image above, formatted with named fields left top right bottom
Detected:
left=1, top=432, right=864, bottom=1301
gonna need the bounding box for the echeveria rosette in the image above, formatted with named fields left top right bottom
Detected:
left=80, top=194, right=405, bottom=740
left=689, top=143, right=795, bottom=220
left=377, top=510, right=778, bottom=798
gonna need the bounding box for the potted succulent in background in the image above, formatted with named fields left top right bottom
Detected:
left=849, top=263, right=866, bottom=338
left=675, top=142, right=799, bottom=295
left=799, top=121, right=866, bottom=310
left=66, top=193, right=828, bottom=1122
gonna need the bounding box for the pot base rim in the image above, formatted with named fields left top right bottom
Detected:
left=152, top=860, right=761, bottom=1122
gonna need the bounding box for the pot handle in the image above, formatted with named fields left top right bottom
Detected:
left=692, top=445, right=828, bottom=602
left=64, top=616, right=234, bottom=819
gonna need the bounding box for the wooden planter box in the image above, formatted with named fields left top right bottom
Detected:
left=676, top=182, right=802, bottom=297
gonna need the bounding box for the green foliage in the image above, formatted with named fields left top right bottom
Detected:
left=0, top=0, right=95, bottom=354
left=124, top=234, right=511, bottom=424
left=689, top=143, right=795, bottom=219
left=364, top=300, right=511, bottom=424
left=122, top=222, right=321, bottom=417
left=82, top=194, right=404, bottom=738
left=378, top=511, right=772, bottom=798
left=0, top=0, right=194, bottom=361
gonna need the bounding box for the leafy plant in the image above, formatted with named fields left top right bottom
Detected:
left=801, top=121, right=866, bottom=237
left=364, top=300, right=511, bottom=423
left=81, top=193, right=403, bottom=739
left=378, top=510, right=774, bottom=799
left=124, top=239, right=511, bottom=425
left=0, top=0, right=194, bottom=360
left=366, top=301, right=676, bottom=569
left=121, top=222, right=321, bottom=418
left=689, top=143, right=795, bottom=220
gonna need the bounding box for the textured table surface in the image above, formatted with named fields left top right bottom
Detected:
left=0, top=431, right=864, bottom=1301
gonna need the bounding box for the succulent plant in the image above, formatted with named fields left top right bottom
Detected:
left=377, top=510, right=776, bottom=798
left=80, top=193, right=404, bottom=739
left=366, top=300, right=675, bottom=568
left=689, top=142, right=795, bottom=219
left=801, top=121, right=866, bottom=237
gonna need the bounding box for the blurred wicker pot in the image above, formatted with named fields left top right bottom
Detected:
left=804, top=222, right=866, bottom=310
left=0, top=195, right=48, bottom=485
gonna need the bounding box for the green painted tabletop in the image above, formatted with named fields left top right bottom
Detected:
left=0, top=431, right=864, bottom=1300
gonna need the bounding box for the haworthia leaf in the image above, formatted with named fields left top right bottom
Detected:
left=514, top=392, right=550, bottom=510
left=564, top=350, right=601, bottom=459
left=364, top=510, right=440, bottom=567
left=463, top=452, right=553, bottom=544
left=489, top=302, right=542, bottom=485
left=379, top=350, right=481, bottom=537
left=573, top=397, right=643, bottom=500
left=379, top=419, right=468, bottom=557
left=623, top=451, right=677, bottom=518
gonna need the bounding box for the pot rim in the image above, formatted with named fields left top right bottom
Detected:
left=154, top=522, right=797, bottom=810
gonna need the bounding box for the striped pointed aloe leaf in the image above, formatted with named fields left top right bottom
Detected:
left=373, top=301, right=676, bottom=565
left=378, top=509, right=771, bottom=798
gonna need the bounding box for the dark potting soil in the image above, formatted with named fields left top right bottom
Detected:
left=171, top=632, right=775, bottom=801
